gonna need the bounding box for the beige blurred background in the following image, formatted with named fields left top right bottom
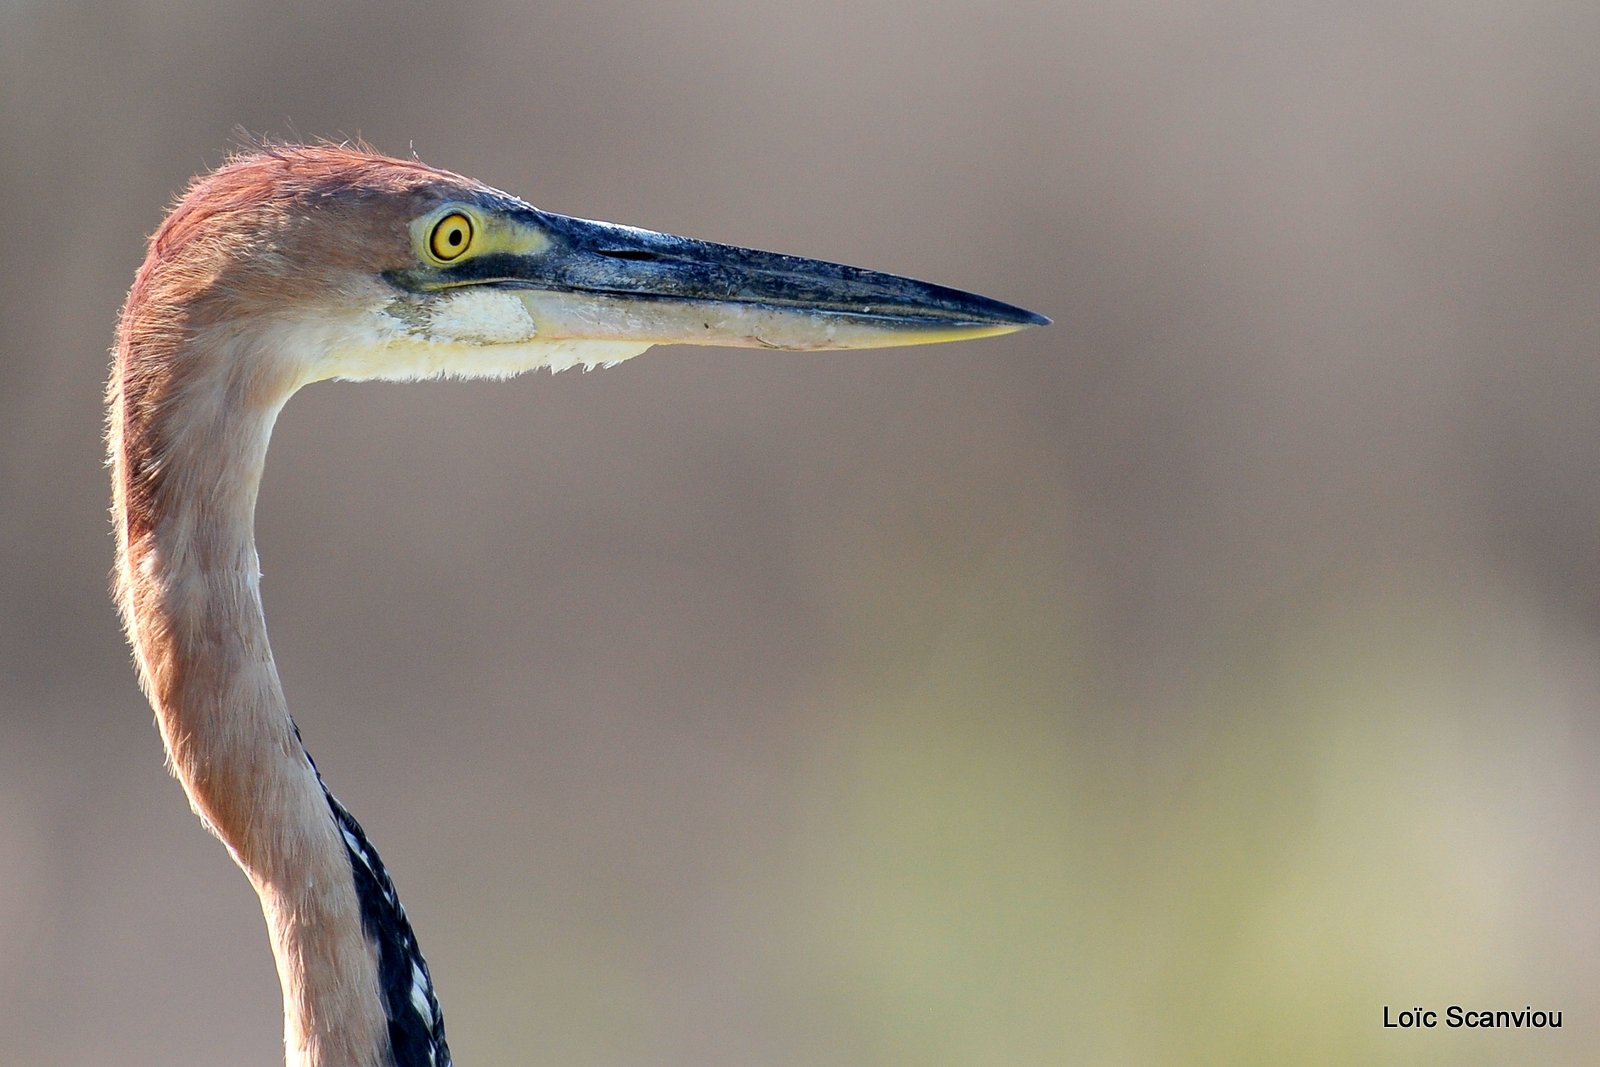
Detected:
left=3, top=2, right=1598, bottom=1064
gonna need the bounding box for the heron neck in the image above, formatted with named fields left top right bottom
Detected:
left=110, top=333, right=391, bottom=1067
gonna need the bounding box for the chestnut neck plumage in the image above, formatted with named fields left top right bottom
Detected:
left=109, top=315, right=419, bottom=1067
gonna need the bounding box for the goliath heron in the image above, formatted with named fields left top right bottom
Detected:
left=108, top=142, right=1047, bottom=1067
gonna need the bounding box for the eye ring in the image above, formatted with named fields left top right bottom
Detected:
left=428, top=212, right=474, bottom=262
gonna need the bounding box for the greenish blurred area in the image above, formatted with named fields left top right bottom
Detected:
left=3, top=1, right=1598, bottom=1064
left=785, top=560, right=1592, bottom=1066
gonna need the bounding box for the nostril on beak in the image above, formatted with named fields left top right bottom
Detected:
left=595, top=248, right=660, bottom=261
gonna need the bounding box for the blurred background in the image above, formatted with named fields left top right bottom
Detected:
left=3, top=1, right=1598, bottom=1064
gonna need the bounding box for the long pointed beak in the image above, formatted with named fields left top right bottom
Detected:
left=455, top=210, right=1049, bottom=351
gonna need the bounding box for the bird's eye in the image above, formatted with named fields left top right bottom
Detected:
left=428, top=213, right=474, bottom=262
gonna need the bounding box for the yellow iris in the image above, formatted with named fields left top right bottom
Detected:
left=428, top=212, right=474, bottom=262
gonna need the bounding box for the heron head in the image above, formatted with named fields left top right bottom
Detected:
left=131, top=143, right=1047, bottom=386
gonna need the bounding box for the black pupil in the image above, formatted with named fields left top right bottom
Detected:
left=447, top=227, right=462, bottom=246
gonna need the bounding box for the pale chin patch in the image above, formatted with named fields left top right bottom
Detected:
left=400, top=290, right=650, bottom=376
left=423, top=289, right=538, bottom=345
left=287, top=291, right=652, bottom=384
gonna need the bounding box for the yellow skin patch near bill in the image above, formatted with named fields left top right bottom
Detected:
left=409, top=202, right=553, bottom=266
